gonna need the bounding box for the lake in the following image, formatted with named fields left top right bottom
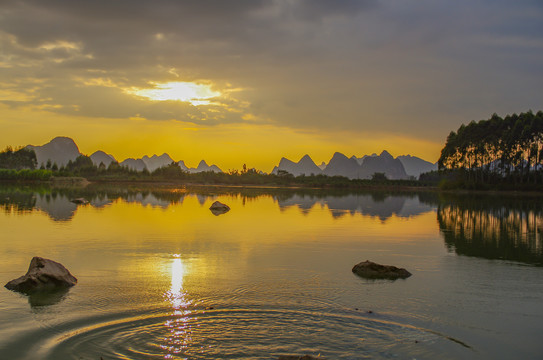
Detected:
left=0, top=185, right=542, bottom=360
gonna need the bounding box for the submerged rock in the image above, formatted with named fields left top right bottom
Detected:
left=278, top=356, right=325, bottom=360
left=352, top=260, right=411, bottom=280
left=209, top=201, right=230, bottom=215
left=5, top=257, right=77, bottom=293
left=28, top=287, right=70, bottom=307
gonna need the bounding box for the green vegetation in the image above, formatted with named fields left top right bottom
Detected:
left=0, top=147, right=37, bottom=170
left=0, top=147, right=51, bottom=182
left=438, top=110, right=543, bottom=190
left=0, top=169, right=53, bottom=181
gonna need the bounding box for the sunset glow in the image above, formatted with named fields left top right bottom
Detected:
left=127, top=82, right=221, bottom=106
left=0, top=0, right=540, bottom=171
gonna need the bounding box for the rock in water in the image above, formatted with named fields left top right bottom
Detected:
left=70, top=198, right=88, bottom=205
left=278, top=356, right=325, bottom=360
left=5, top=257, right=77, bottom=293
left=352, top=260, right=411, bottom=280
left=209, top=201, right=230, bottom=211
left=209, top=201, right=230, bottom=215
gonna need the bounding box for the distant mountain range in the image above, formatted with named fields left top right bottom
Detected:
left=27, top=137, right=223, bottom=173
left=25, top=136, right=436, bottom=178
left=272, top=150, right=436, bottom=179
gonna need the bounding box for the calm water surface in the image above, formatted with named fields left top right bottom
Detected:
left=0, top=185, right=542, bottom=360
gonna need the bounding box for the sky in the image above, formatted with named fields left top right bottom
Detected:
left=1, top=0, right=542, bottom=172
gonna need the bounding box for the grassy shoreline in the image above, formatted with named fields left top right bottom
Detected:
left=73, top=177, right=440, bottom=192
left=3, top=172, right=543, bottom=195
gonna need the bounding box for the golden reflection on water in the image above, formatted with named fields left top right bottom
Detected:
left=0, top=192, right=440, bottom=280
left=438, top=202, right=543, bottom=263
left=162, top=256, right=193, bottom=358
left=168, top=257, right=191, bottom=312
left=3, top=189, right=543, bottom=358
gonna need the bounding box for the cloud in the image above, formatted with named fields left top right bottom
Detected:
left=0, top=0, right=541, bottom=142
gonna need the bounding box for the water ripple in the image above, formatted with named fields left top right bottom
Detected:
left=1, top=303, right=474, bottom=360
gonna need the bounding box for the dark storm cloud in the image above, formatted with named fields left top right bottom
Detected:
left=0, top=0, right=542, bottom=138
left=1, top=0, right=374, bottom=44
left=287, top=0, right=377, bottom=20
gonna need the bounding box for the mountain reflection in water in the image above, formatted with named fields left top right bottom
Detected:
left=0, top=185, right=436, bottom=222
left=1, top=185, right=543, bottom=266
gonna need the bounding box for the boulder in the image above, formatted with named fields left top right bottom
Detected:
left=352, top=260, right=411, bottom=280
left=5, top=257, right=77, bottom=293
left=209, top=201, right=230, bottom=215
left=209, top=201, right=230, bottom=211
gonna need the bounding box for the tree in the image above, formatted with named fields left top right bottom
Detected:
left=371, top=172, right=387, bottom=182
left=151, top=162, right=186, bottom=179
left=0, top=147, right=37, bottom=170
left=438, top=110, right=543, bottom=188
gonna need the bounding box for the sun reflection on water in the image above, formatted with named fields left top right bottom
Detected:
left=169, top=257, right=190, bottom=312
left=162, top=256, right=194, bottom=358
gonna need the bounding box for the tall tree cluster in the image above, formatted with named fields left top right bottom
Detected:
left=438, top=111, right=543, bottom=184
left=0, top=147, right=37, bottom=170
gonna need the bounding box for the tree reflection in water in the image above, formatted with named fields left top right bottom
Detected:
left=438, top=197, right=543, bottom=265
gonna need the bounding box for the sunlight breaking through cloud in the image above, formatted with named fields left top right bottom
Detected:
left=127, top=82, right=221, bottom=106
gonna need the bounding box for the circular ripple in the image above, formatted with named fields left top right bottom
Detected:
left=4, top=305, right=474, bottom=360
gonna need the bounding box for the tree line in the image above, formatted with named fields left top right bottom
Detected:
left=437, top=110, right=543, bottom=189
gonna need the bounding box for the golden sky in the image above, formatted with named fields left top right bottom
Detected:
left=1, top=1, right=541, bottom=171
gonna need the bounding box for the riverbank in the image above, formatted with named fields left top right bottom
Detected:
left=3, top=172, right=543, bottom=194
left=87, top=178, right=438, bottom=192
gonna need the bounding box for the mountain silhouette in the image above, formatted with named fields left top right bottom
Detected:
left=193, top=160, right=222, bottom=173
left=358, top=150, right=408, bottom=179
left=26, top=136, right=81, bottom=167
left=397, top=155, right=437, bottom=178
left=90, top=151, right=116, bottom=167
left=24, top=137, right=223, bottom=173
left=119, top=158, right=147, bottom=171
left=178, top=160, right=189, bottom=171
left=142, top=153, right=175, bottom=172
left=272, top=154, right=322, bottom=176
left=271, top=151, right=432, bottom=180
left=23, top=137, right=433, bottom=178
left=323, top=152, right=361, bottom=179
